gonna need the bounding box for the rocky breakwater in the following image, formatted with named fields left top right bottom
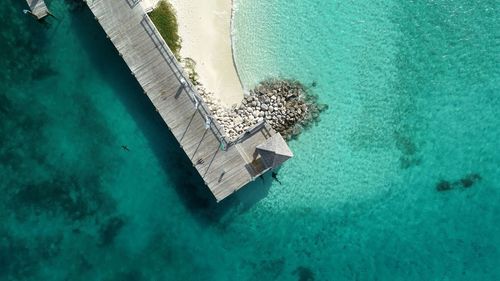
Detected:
left=198, top=79, right=327, bottom=141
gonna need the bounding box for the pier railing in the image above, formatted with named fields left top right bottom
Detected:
left=228, top=120, right=268, bottom=146
left=140, top=15, right=229, bottom=150
left=125, top=0, right=141, bottom=8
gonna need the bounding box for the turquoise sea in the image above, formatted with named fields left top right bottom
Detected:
left=1, top=0, right=499, bottom=280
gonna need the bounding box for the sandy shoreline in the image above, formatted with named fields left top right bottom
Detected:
left=166, top=0, right=244, bottom=106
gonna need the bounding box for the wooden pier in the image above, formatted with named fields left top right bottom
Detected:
left=25, top=0, right=49, bottom=19
left=85, top=0, right=293, bottom=202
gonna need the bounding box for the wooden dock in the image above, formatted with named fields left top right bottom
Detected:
left=85, top=0, right=293, bottom=202
left=25, top=0, right=49, bottom=19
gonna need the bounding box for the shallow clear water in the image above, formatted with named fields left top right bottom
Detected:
left=1, top=0, right=499, bottom=280
left=233, top=0, right=500, bottom=279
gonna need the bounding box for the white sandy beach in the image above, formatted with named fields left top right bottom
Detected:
left=167, top=0, right=244, bottom=106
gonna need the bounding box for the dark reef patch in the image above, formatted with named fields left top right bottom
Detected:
left=0, top=6, right=121, bottom=275
left=0, top=0, right=50, bottom=89
left=394, top=130, right=421, bottom=169
left=459, top=173, right=482, bottom=188
left=436, top=173, right=482, bottom=192
left=436, top=180, right=453, bottom=192
left=0, top=232, right=63, bottom=280
left=12, top=173, right=112, bottom=220
left=1, top=79, right=119, bottom=222
left=0, top=234, right=36, bottom=280
left=31, top=64, right=59, bottom=81
left=293, top=266, right=315, bottom=281
left=99, top=215, right=126, bottom=246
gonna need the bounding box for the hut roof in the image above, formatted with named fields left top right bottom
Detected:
left=256, top=133, right=293, bottom=169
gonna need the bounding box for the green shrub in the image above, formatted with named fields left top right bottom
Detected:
left=148, top=1, right=181, bottom=57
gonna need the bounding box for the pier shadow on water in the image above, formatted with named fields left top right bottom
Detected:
left=66, top=5, right=272, bottom=223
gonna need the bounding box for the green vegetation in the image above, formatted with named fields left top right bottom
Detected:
left=148, top=1, right=181, bottom=57
left=181, top=57, right=200, bottom=85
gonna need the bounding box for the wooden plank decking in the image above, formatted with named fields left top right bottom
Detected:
left=85, top=0, right=292, bottom=201
left=26, top=0, right=49, bottom=19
